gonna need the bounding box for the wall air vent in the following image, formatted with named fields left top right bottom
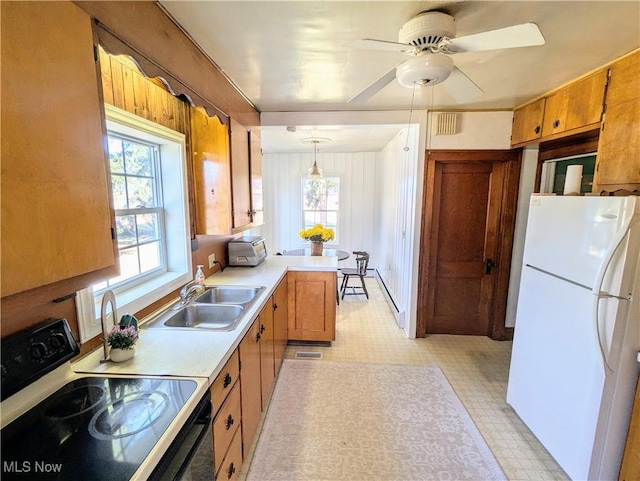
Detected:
left=435, top=112, right=458, bottom=135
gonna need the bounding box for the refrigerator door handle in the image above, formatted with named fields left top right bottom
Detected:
left=592, top=214, right=635, bottom=298
left=593, top=294, right=614, bottom=373
left=592, top=215, right=637, bottom=374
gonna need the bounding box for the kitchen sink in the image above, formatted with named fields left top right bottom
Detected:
left=194, top=286, right=264, bottom=305
left=144, top=304, right=245, bottom=331
left=141, top=285, right=266, bottom=331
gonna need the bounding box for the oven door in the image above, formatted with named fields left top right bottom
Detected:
left=149, top=391, right=214, bottom=481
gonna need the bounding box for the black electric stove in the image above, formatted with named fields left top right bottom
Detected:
left=0, top=318, right=198, bottom=480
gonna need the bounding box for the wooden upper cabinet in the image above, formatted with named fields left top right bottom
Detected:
left=1, top=2, right=116, bottom=297
left=604, top=50, right=640, bottom=107
left=230, top=119, right=252, bottom=231
left=594, top=50, right=640, bottom=192
left=511, top=98, right=545, bottom=146
left=542, top=69, right=608, bottom=137
left=190, top=107, right=233, bottom=234
left=249, top=130, right=264, bottom=226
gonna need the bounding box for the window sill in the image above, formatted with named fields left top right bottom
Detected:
left=80, top=271, right=191, bottom=342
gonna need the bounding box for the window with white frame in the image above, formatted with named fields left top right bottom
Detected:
left=301, top=177, right=340, bottom=241
left=92, top=135, right=166, bottom=292
left=76, top=104, right=191, bottom=343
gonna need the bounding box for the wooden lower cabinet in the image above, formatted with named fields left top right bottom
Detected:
left=619, top=376, right=640, bottom=480
left=287, top=271, right=337, bottom=342
left=213, top=382, right=241, bottom=477
left=209, top=353, right=242, bottom=479
left=273, top=278, right=289, bottom=377
left=239, top=319, right=262, bottom=459
left=216, top=428, right=242, bottom=481
left=259, top=301, right=275, bottom=411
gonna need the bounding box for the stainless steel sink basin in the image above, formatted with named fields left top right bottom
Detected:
left=194, top=286, right=264, bottom=305
left=141, top=285, right=266, bottom=331
left=144, top=304, right=244, bottom=331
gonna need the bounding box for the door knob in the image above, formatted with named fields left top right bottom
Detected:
left=485, top=259, right=495, bottom=275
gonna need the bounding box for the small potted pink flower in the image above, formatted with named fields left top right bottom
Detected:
left=106, top=325, right=138, bottom=362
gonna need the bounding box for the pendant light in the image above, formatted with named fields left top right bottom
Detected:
left=302, top=137, right=331, bottom=178
left=308, top=139, right=323, bottom=178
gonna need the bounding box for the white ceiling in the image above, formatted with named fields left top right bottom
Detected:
left=159, top=1, right=640, bottom=152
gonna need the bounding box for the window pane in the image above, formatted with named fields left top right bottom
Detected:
left=116, top=215, right=137, bottom=248
left=139, top=241, right=161, bottom=273
left=126, top=176, right=155, bottom=208
left=136, top=213, right=159, bottom=243
left=301, top=177, right=340, bottom=241
left=123, top=141, right=154, bottom=177
left=111, top=174, right=127, bottom=210
left=112, top=247, right=140, bottom=284
left=108, top=138, right=125, bottom=174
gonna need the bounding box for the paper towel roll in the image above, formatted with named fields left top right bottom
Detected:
left=563, top=164, right=583, bottom=195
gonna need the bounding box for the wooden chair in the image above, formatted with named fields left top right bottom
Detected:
left=340, top=251, right=369, bottom=300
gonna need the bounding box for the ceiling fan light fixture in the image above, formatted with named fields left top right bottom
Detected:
left=396, top=53, right=454, bottom=88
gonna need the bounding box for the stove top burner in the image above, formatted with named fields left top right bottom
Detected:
left=45, top=385, right=106, bottom=420
left=88, top=390, right=169, bottom=440
left=1, top=376, right=197, bottom=481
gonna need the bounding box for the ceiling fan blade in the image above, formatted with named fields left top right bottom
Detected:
left=353, top=38, right=418, bottom=54
left=348, top=65, right=401, bottom=104
left=443, top=66, right=483, bottom=104
left=445, top=23, right=545, bottom=53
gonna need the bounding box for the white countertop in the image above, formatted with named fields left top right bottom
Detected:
left=72, top=255, right=337, bottom=383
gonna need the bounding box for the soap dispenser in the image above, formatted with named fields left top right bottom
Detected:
left=195, top=265, right=205, bottom=286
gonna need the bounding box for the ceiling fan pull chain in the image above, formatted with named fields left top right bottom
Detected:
left=404, top=83, right=417, bottom=152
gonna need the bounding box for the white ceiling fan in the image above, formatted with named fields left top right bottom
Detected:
left=348, top=10, right=546, bottom=105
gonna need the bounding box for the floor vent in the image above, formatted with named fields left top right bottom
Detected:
left=295, top=351, right=323, bottom=359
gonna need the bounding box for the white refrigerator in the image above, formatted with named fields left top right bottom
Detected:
left=507, top=195, right=640, bottom=481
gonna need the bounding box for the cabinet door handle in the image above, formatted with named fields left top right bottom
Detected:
left=273, top=302, right=278, bottom=311
left=227, top=462, right=236, bottom=479
left=553, top=119, right=560, bottom=128
left=255, top=332, right=261, bottom=342
left=534, top=125, right=541, bottom=134
left=260, top=324, right=265, bottom=334
left=223, top=373, right=232, bottom=388
left=225, top=414, right=234, bottom=430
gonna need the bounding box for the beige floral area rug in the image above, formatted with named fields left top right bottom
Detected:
left=246, top=360, right=506, bottom=481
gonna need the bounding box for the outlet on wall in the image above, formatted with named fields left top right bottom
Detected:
left=208, top=253, right=216, bottom=269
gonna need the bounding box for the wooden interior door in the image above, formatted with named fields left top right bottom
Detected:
left=417, top=150, right=521, bottom=339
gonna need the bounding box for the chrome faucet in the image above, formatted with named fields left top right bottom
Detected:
left=100, top=290, right=117, bottom=363
left=174, top=281, right=205, bottom=309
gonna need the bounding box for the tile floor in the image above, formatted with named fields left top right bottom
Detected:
left=240, top=277, right=570, bottom=481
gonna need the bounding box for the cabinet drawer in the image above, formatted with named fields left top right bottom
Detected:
left=211, top=350, right=239, bottom=412
left=215, top=427, right=242, bottom=481
left=213, top=381, right=241, bottom=467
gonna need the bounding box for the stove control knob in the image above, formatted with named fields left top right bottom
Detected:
left=50, top=333, right=66, bottom=350
left=30, top=342, right=48, bottom=360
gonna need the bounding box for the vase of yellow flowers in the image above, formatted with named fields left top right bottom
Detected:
left=299, top=224, right=335, bottom=256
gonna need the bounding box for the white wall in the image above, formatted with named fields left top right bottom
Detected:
left=505, top=146, right=539, bottom=327
left=260, top=109, right=520, bottom=338
left=261, top=151, right=378, bottom=258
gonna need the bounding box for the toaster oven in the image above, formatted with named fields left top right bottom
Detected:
left=228, top=236, right=267, bottom=266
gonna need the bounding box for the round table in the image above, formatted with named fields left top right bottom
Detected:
left=282, top=248, right=350, bottom=261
